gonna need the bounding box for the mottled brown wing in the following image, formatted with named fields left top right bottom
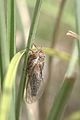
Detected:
left=24, top=64, right=45, bottom=104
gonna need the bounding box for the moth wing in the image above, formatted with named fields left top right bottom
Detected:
left=24, top=71, right=45, bottom=104
left=34, top=77, right=45, bottom=102
left=24, top=72, right=38, bottom=104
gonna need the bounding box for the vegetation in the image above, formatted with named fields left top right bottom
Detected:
left=0, top=0, right=80, bottom=120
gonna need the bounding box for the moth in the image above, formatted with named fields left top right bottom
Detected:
left=24, top=44, right=45, bottom=104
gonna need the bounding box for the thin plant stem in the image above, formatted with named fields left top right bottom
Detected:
left=7, top=0, right=16, bottom=60
left=15, top=0, right=43, bottom=120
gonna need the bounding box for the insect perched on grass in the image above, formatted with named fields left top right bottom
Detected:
left=24, top=44, right=45, bottom=104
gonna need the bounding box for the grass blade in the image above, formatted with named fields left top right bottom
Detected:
left=48, top=44, right=78, bottom=120
left=63, top=1, right=80, bottom=120
left=0, top=50, right=25, bottom=120
left=48, top=77, right=76, bottom=120
left=7, top=0, right=16, bottom=60
left=7, top=1, right=16, bottom=120
left=43, top=48, right=71, bottom=61
left=0, top=0, right=9, bottom=87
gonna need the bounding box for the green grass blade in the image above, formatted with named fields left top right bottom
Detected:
left=15, top=0, right=43, bottom=120
left=0, top=0, right=9, bottom=87
left=0, top=50, right=25, bottom=120
left=48, top=44, right=78, bottom=120
left=48, top=77, right=76, bottom=120
left=7, top=0, right=16, bottom=60
left=43, top=48, right=71, bottom=61
left=7, top=1, right=16, bottom=120
left=63, top=1, right=80, bottom=120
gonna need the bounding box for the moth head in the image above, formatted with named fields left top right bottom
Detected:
left=30, top=43, right=45, bottom=61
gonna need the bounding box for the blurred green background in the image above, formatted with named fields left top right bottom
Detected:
left=0, top=0, right=80, bottom=120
